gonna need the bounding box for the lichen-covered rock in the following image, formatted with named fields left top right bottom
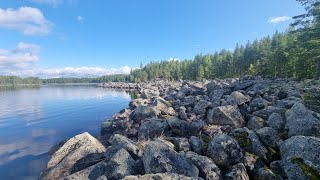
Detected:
left=279, top=136, right=320, bottom=180
left=182, top=151, right=221, bottom=180
left=138, top=118, right=169, bottom=141
left=71, top=153, right=105, bottom=174
left=224, top=163, right=249, bottom=180
left=167, top=118, right=204, bottom=137
left=112, top=108, right=132, bottom=120
left=231, top=91, right=250, bottom=105
left=247, top=116, right=266, bottom=131
left=104, top=148, right=138, bottom=179
left=230, top=128, right=268, bottom=160
left=253, top=106, right=286, bottom=120
left=285, top=102, right=320, bottom=137
left=256, top=127, right=282, bottom=149
left=286, top=113, right=320, bottom=138
left=109, top=134, right=143, bottom=159
left=122, top=173, right=203, bottom=180
left=130, top=105, right=158, bottom=122
left=207, top=105, right=245, bottom=128
left=152, top=97, right=175, bottom=115
left=266, top=113, right=285, bottom=132
left=141, top=89, right=160, bottom=99
left=172, top=138, right=190, bottom=152
left=178, top=106, right=188, bottom=120
left=248, top=97, right=271, bottom=112
left=193, top=100, right=211, bottom=115
left=101, top=119, right=131, bottom=136
left=254, top=167, right=277, bottom=180
left=41, top=132, right=106, bottom=180
left=61, top=163, right=105, bottom=180
left=189, top=136, right=204, bottom=155
left=207, top=134, right=243, bottom=167
left=143, top=140, right=199, bottom=177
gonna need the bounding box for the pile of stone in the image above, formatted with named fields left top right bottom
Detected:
left=97, top=82, right=139, bottom=89
left=41, top=76, right=320, bottom=180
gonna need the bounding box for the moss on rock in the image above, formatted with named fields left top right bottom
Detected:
left=291, top=157, right=320, bottom=180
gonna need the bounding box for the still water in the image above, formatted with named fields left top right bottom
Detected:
left=0, top=85, right=132, bottom=180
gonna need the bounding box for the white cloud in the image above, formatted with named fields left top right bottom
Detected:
left=0, top=42, right=131, bottom=78
left=0, top=7, right=52, bottom=36
left=0, top=42, right=40, bottom=69
left=268, top=16, right=291, bottom=24
left=30, top=66, right=131, bottom=78
left=27, top=0, right=63, bottom=7
left=77, top=15, right=84, bottom=23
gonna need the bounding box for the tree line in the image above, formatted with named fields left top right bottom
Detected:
left=129, top=0, right=320, bottom=82
left=0, top=76, right=42, bottom=85
left=1, top=0, right=318, bottom=85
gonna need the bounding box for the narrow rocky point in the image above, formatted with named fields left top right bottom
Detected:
left=41, top=76, right=320, bottom=180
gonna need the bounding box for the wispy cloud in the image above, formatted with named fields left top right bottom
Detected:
left=0, top=7, right=52, bottom=36
left=77, top=16, right=84, bottom=23
left=27, top=0, right=63, bottom=7
left=268, top=16, right=291, bottom=24
left=0, top=43, right=131, bottom=78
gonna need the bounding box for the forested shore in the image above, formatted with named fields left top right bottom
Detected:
left=2, top=0, right=319, bottom=85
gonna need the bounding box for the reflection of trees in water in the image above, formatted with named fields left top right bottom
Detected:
left=0, top=86, right=132, bottom=167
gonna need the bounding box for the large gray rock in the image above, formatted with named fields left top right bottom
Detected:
left=276, top=96, right=303, bottom=109
left=183, top=151, right=221, bottom=180
left=266, top=113, right=285, bottom=132
left=182, top=96, right=196, bottom=108
left=230, top=91, right=250, bottom=105
left=109, top=134, right=142, bottom=159
left=224, top=163, right=249, bottom=180
left=253, top=106, right=286, bottom=119
left=152, top=97, right=175, bottom=115
left=138, top=118, right=169, bottom=141
left=112, top=108, right=132, bottom=120
left=61, top=163, right=107, bottom=180
left=122, top=173, right=203, bottom=180
left=233, top=80, right=255, bottom=91
left=207, top=105, right=245, bottom=128
left=285, top=102, right=309, bottom=121
left=41, top=132, right=106, bottom=180
left=209, top=89, right=230, bottom=100
left=248, top=97, right=271, bottom=112
left=247, top=116, right=266, bottom=131
left=129, top=98, right=150, bottom=109
left=103, top=148, right=138, bottom=179
left=280, top=136, right=320, bottom=180
left=71, top=153, right=105, bottom=174
left=141, top=89, right=160, bottom=99
left=130, top=105, right=158, bottom=122
left=189, top=136, right=204, bottom=155
left=285, top=102, right=320, bottom=137
left=194, top=100, right=211, bottom=115
left=178, top=106, right=188, bottom=120
left=167, top=118, right=204, bottom=137
left=207, top=82, right=223, bottom=92
left=143, top=141, right=199, bottom=177
left=101, top=119, right=132, bottom=138
left=230, top=128, right=268, bottom=161
left=172, top=138, right=190, bottom=152
left=256, top=127, right=282, bottom=149
left=207, top=134, right=243, bottom=167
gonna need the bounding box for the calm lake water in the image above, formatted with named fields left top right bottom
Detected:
left=0, top=85, right=132, bottom=180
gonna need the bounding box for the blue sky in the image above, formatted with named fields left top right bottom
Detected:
left=0, top=0, right=305, bottom=77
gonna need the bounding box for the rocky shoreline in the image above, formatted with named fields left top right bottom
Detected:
left=41, top=77, right=320, bottom=180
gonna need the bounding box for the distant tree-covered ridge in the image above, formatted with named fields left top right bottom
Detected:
left=0, top=76, right=42, bottom=85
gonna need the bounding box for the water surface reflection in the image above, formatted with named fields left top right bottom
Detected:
left=0, top=85, right=131, bottom=179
